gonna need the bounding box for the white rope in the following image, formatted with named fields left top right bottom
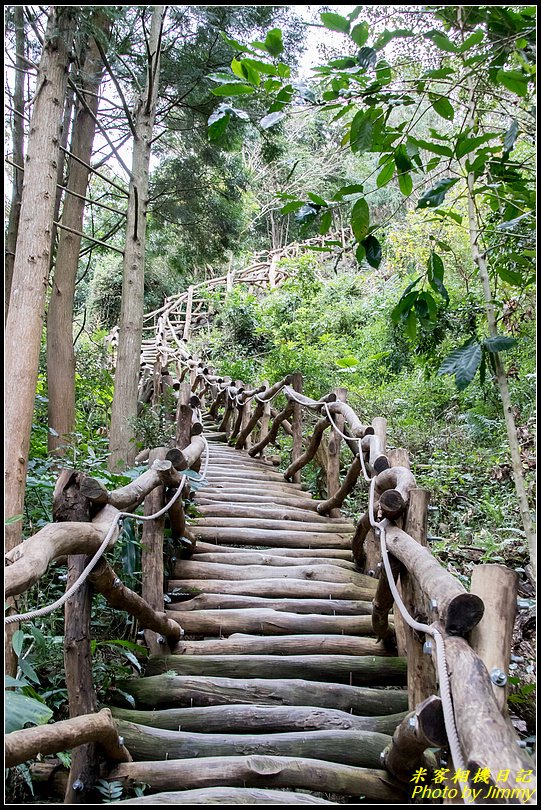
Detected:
left=368, top=477, right=469, bottom=801
left=5, top=474, right=187, bottom=626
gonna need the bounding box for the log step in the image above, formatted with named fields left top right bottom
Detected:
left=107, top=755, right=405, bottom=801
left=191, top=528, right=352, bottom=548
left=109, top=704, right=406, bottom=735
left=193, top=518, right=355, bottom=533
left=172, top=560, right=369, bottom=585
left=171, top=634, right=389, bottom=657
left=191, top=541, right=354, bottom=559
left=170, top=593, right=370, bottom=614
left=119, top=674, right=409, bottom=715
left=168, top=578, right=377, bottom=600
left=189, top=552, right=356, bottom=569
left=110, top=786, right=338, bottom=804
left=166, top=608, right=376, bottom=637
left=145, top=654, right=407, bottom=686
left=113, top=718, right=393, bottom=769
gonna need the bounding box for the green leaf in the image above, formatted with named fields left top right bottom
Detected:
left=319, top=209, right=332, bottom=235
left=496, top=70, right=529, bottom=97
left=308, top=192, right=327, bottom=206
left=484, top=335, right=518, bottom=353
left=455, top=133, right=499, bottom=160
left=333, top=184, right=364, bottom=200
left=417, top=291, right=438, bottom=321
left=260, top=111, right=285, bottom=129
left=374, top=29, right=414, bottom=50
left=5, top=514, right=23, bottom=525
left=264, top=28, right=284, bottom=57
left=394, top=144, right=413, bottom=173
left=355, top=243, right=366, bottom=264
left=5, top=675, right=30, bottom=688
left=362, top=234, right=382, bottom=269
left=12, top=629, right=25, bottom=657
left=280, top=200, right=304, bottom=215
left=422, top=67, right=455, bottom=79
left=424, top=30, right=458, bottom=53
left=336, top=355, right=359, bottom=368
left=409, top=137, right=453, bottom=157
left=211, top=83, right=255, bottom=97
left=496, top=265, right=523, bottom=286
left=429, top=94, right=455, bottom=121
left=375, top=60, right=392, bottom=84
left=242, top=58, right=279, bottom=76
left=376, top=161, right=395, bottom=188
left=351, top=22, right=369, bottom=47
left=351, top=198, right=370, bottom=241
left=219, top=32, right=251, bottom=53
left=5, top=691, right=53, bottom=733
left=417, top=178, right=458, bottom=209
left=433, top=208, right=463, bottom=224
left=208, top=112, right=231, bottom=141
left=459, top=29, right=484, bottom=52
left=428, top=251, right=450, bottom=303
left=391, top=290, right=418, bottom=324
left=320, top=12, right=350, bottom=33
left=439, top=339, right=483, bottom=390
left=405, top=309, right=417, bottom=339
left=350, top=110, right=373, bottom=154
left=503, top=119, right=519, bottom=156
left=398, top=172, right=413, bottom=196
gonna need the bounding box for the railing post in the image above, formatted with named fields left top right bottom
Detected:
left=175, top=383, right=192, bottom=451
left=385, top=447, right=436, bottom=711
left=258, top=380, right=271, bottom=446
left=182, top=285, right=193, bottom=341
left=290, top=373, right=303, bottom=484
left=141, top=447, right=168, bottom=655
left=470, top=564, right=518, bottom=715
left=326, top=387, right=347, bottom=516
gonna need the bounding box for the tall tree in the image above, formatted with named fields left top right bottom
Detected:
left=108, top=5, right=166, bottom=469
left=5, top=6, right=78, bottom=552
left=47, top=10, right=112, bottom=454
left=5, top=6, right=26, bottom=321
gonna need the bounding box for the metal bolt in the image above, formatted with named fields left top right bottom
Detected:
left=72, top=779, right=85, bottom=793
left=380, top=751, right=386, bottom=765
left=368, top=569, right=375, bottom=577
left=423, top=640, right=433, bottom=655
left=376, top=562, right=382, bottom=570
left=408, top=715, right=418, bottom=729
left=113, top=577, right=121, bottom=587
left=430, top=599, right=438, bottom=611
left=118, top=736, right=125, bottom=747
left=490, top=668, right=507, bottom=687
left=158, top=635, right=167, bottom=645
left=517, top=740, right=528, bottom=749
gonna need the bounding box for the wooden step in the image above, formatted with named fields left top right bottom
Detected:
left=111, top=786, right=339, bottom=804
left=171, top=634, right=388, bottom=657
left=169, top=579, right=376, bottom=600
left=165, top=608, right=375, bottom=636
left=191, top=541, right=353, bottom=559
left=193, top=518, right=355, bottom=533
left=166, top=593, right=370, bottom=615
left=145, top=654, right=407, bottom=686
left=191, top=528, right=352, bottom=548
left=172, top=560, right=368, bottom=585
left=189, top=552, right=356, bottom=569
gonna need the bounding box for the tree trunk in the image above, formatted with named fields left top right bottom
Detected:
left=108, top=6, right=166, bottom=470
left=47, top=12, right=111, bottom=454
left=5, top=5, right=26, bottom=321
left=4, top=6, right=78, bottom=677
left=4, top=6, right=78, bottom=549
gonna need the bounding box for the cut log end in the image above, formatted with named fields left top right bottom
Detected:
left=445, top=593, right=485, bottom=636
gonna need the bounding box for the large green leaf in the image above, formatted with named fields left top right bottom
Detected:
left=424, top=29, right=458, bottom=53
left=264, top=28, right=284, bottom=57
left=320, top=12, right=350, bottom=33
left=351, top=22, right=369, bottom=47
left=391, top=290, right=418, bottom=324
left=455, top=133, right=499, bottom=160
left=439, top=339, right=483, bottom=390
left=5, top=691, right=53, bottom=733
left=417, top=178, right=458, bottom=209
left=362, top=234, right=382, bottom=269
left=260, top=111, right=285, bottom=130
left=374, top=29, right=414, bottom=50
left=503, top=119, right=519, bottom=156
left=429, top=94, right=455, bottom=121
left=351, top=198, right=370, bottom=241
left=427, top=251, right=449, bottom=303
left=398, top=172, right=413, bottom=196
left=484, top=335, right=518, bottom=353
left=376, top=161, right=395, bottom=188
left=350, top=110, right=373, bottom=154
left=496, top=70, right=529, bottom=97
left=409, top=137, right=453, bottom=157
left=211, top=83, right=255, bottom=97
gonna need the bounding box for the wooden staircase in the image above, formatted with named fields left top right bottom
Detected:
left=107, top=418, right=409, bottom=804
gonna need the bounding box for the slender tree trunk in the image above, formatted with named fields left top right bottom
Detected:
left=5, top=7, right=78, bottom=551
left=5, top=5, right=26, bottom=321
left=47, top=12, right=111, bottom=455
left=108, top=6, right=166, bottom=470
left=464, top=73, right=536, bottom=579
